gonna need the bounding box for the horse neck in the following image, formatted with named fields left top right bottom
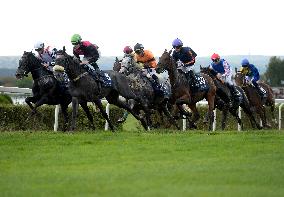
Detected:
left=66, top=60, right=86, bottom=80
left=29, top=59, right=51, bottom=80
left=167, top=58, right=178, bottom=87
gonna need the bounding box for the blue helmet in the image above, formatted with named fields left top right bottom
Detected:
left=241, top=58, right=250, bottom=67
left=172, top=38, right=183, bottom=47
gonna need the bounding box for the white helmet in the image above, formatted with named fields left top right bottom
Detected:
left=34, top=41, right=44, bottom=50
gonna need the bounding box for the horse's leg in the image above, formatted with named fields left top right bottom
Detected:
left=241, top=102, right=262, bottom=130
left=28, top=95, right=49, bottom=118
left=229, top=107, right=243, bottom=130
left=162, top=101, right=181, bottom=130
left=60, top=103, right=69, bottom=132
left=207, top=95, right=216, bottom=131
left=71, top=97, right=79, bottom=131
left=79, top=101, right=95, bottom=130
left=131, top=106, right=148, bottom=130
left=106, top=93, right=149, bottom=130
left=25, top=96, right=35, bottom=110
left=257, top=105, right=270, bottom=129
left=221, top=108, right=229, bottom=130
left=94, top=99, right=115, bottom=131
left=268, top=101, right=277, bottom=124
left=187, top=104, right=200, bottom=129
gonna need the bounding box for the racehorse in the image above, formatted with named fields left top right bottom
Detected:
left=156, top=50, right=217, bottom=131
left=200, top=66, right=261, bottom=130
left=15, top=51, right=95, bottom=131
left=113, top=57, right=180, bottom=130
left=55, top=48, right=151, bottom=131
left=234, top=68, right=276, bottom=128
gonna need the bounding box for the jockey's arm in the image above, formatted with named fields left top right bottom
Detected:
left=222, top=60, right=231, bottom=77
left=184, top=51, right=195, bottom=65
left=86, top=45, right=100, bottom=62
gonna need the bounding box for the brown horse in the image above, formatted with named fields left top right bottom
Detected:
left=234, top=68, right=276, bottom=128
left=157, top=50, right=217, bottom=131
left=200, top=65, right=261, bottom=130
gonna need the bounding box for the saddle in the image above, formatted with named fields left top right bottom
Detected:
left=181, top=71, right=209, bottom=93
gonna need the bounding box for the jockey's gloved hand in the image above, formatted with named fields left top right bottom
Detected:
left=42, top=62, right=49, bottom=68
left=80, top=60, right=89, bottom=65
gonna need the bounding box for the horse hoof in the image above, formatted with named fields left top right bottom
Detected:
left=117, top=117, right=126, bottom=123
left=264, top=124, right=272, bottom=129
left=203, top=119, right=208, bottom=124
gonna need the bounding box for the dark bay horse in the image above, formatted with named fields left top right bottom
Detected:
left=200, top=66, right=261, bottom=130
left=234, top=69, right=276, bottom=128
left=15, top=51, right=95, bottom=131
left=113, top=57, right=180, bottom=130
left=55, top=48, right=150, bottom=131
left=156, top=50, right=216, bottom=131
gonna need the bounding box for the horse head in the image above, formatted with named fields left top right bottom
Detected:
left=113, top=57, right=121, bottom=72
left=199, top=65, right=211, bottom=76
left=16, top=51, right=41, bottom=79
left=234, top=70, right=246, bottom=87
left=55, top=47, right=85, bottom=81
left=156, top=49, right=173, bottom=74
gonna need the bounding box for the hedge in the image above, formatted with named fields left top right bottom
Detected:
left=0, top=103, right=283, bottom=131
left=0, top=94, right=13, bottom=104
left=0, top=104, right=124, bottom=131
left=150, top=104, right=283, bottom=130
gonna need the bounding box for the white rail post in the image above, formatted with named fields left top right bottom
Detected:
left=279, top=103, right=284, bottom=130
left=213, top=109, right=217, bottom=131
left=105, top=103, right=110, bottom=131
left=183, top=115, right=186, bottom=131
left=54, top=105, right=60, bottom=131
left=238, top=106, right=242, bottom=131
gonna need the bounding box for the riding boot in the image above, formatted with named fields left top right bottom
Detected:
left=254, top=83, right=266, bottom=98
left=187, top=70, right=195, bottom=88
left=90, top=62, right=100, bottom=71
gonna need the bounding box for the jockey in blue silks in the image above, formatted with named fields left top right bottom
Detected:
left=171, top=38, right=197, bottom=87
left=240, top=58, right=266, bottom=98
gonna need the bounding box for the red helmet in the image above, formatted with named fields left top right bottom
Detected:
left=123, top=46, right=133, bottom=54
left=211, top=53, right=220, bottom=60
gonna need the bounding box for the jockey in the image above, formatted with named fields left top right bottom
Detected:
left=34, top=41, right=57, bottom=72
left=119, top=46, right=136, bottom=74
left=172, top=38, right=197, bottom=87
left=240, top=58, right=266, bottom=98
left=210, top=53, right=240, bottom=103
left=117, top=46, right=135, bottom=123
left=34, top=41, right=69, bottom=91
left=71, top=34, right=104, bottom=87
left=134, top=43, right=162, bottom=94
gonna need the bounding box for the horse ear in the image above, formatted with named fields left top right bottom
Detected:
left=63, top=46, right=66, bottom=52
left=200, top=65, right=202, bottom=69
left=115, top=57, right=118, bottom=62
left=164, top=49, right=167, bottom=53
left=235, top=67, right=238, bottom=73
left=169, top=49, right=172, bottom=55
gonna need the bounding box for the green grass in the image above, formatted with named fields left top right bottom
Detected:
left=1, top=130, right=284, bottom=196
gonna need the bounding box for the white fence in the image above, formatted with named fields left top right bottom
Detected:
left=1, top=86, right=284, bottom=131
